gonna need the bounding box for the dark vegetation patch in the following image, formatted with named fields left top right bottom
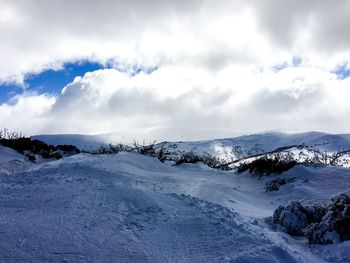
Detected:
left=265, top=177, right=296, bottom=192
left=272, top=194, right=350, bottom=244
left=237, top=156, right=297, bottom=176
left=174, top=151, right=230, bottom=170
left=91, top=143, right=134, bottom=155
left=92, top=141, right=168, bottom=162
left=0, top=129, right=80, bottom=162
left=175, top=151, right=203, bottom=165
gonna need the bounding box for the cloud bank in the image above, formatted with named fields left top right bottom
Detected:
left=1, top=0, right=350, bottom=139
left=3, top=66, right=350, bottom=140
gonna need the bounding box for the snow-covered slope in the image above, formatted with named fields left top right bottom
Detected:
left=33, top=128, right=242, bottom=149
left=0, top=149, right=350, bottom=262
left=0, top=145, right=24, bottom=164
left=160, top=132, right=350, bottom=161
left=34, top=131, right=350, bottom=159
left=32, top=134, right=108, bottom=150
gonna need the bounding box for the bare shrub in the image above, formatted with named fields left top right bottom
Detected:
left=0, top=128, right=24, bottom=140
left=133, top=140, right=157, bottom=156
left=237, top=155, right=297, bottom=176
left=175, top=151, right=202, bottom=166
left=273, top=194, right=350, bottom=244
left=265, top=177, right=296, bottom=192
left=0, top=128, right=80, bottom=162
left=305, top=148, right=345, bottom=166
left=174, top=151, right=230, bottom=169
left=92, top=143, right=133, bottom=154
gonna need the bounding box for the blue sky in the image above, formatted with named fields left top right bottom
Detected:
left=334, top=65, right=350, bottom=80
left=0, top=84, right=22, bottom=104
left=0, top=61, right=159, bottom=104
left=272, top=57, right=303, bottom=72
left=0, top=61, right=106, bottom=103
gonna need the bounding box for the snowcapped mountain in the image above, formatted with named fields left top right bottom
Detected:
left=154, top=132, right=350, bottom=168
left=160, top=131, right=350, bottom=156
left=1, top=132, right=350, bottom=262
left=32, top=128, right=242, bottom=150
left=33, top=131, right=350, bottom=169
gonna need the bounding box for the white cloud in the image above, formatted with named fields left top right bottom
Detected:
left=0, top=93, right=55, bottom=134
left=1, top=66, right=350, bottom=140
left=1, top=0, right=350, bottom=83
left=1, top=0, right=350, bottom=138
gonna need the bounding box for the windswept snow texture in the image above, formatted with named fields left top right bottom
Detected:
left=2, top=132, right=350, bottom=262
left=0, top=150, right=350, bottom=262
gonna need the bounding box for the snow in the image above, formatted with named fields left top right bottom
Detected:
left=34, top=131, right=350, bottom=152
left=160, top=131, right=350, bottom=159
left=0, top=145, right=24, bottom=164
left=1, top=132, right=350, bottom=262
left=33, top=131, right=350, bottom=168
left=32, top=134, right=108, bottom=151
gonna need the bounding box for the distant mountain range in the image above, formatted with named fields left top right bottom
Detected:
left=33, top=131, right=350, bottom=153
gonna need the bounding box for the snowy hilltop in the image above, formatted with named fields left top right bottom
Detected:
left=1, top=131, right=350, bottom=262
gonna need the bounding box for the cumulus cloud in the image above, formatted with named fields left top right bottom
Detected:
left=1, top=0, right=350, bottom=139
left=253, top=0, right=350, bottom=51
left=1, top=0, right=350, bottom=83
left=1, top=66, right=350, bottom=141
left=0, top=93, right=55, bottom=134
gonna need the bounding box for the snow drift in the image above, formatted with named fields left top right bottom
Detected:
left=0, top=132, right=350, bottom=262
